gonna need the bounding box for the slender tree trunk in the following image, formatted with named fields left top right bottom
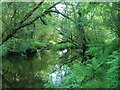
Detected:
left=76, top=11, right=88, bottom=63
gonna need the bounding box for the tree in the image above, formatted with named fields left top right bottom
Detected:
left=1, top=1, right=119, bottom=88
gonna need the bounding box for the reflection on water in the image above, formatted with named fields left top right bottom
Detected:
left=3, top=49, right=69, bottom=88
left=57, top=49, right=68, bottom=56
left=48, top=64, right=69, bottom=86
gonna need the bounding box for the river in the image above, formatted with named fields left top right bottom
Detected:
left=2, top=49, right=68, bottom=88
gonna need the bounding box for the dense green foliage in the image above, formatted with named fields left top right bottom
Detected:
left=1, top=1, right=119, bottom=88
left=44, top=40, right=119, bottom=88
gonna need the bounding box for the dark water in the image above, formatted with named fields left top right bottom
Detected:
left=2, top=50, right=60, bottom=88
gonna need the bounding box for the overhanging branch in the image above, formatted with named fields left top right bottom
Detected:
left=20, top=0, right=45, bottom=24
left=1, top=0, right=64, bottom=45
left=45, top=10, right=81, bottom=25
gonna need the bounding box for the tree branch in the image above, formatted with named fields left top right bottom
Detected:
left=45, top=10, right=80, bottom=24
left=39, top=16, right=47, bottom=25
left=53, top=27, right=79, bottom=46
left=1, top=0, right=64, bottom=45
left=1, top=16, right=41, bottom=45
left=20, top=0, right=45, bottom=24
left=41, top=0, right=65, bottom=16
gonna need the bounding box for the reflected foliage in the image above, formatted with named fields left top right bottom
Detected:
left=1, top=1, right=119, bottom=88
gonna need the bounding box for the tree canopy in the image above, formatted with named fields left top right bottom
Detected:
left=1, top=1, right=119, bottom=88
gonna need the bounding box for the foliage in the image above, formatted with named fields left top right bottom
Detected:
left=44, top=40, right=119, bottom=88
left=1, top=1, right=119, bottom=88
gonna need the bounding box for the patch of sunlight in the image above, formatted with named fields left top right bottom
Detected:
left=34, top=72, right=40, bottom=77
left=57, top=49, right=68, bottom=56
left=49, top=41, right=56, bottom=44
left=63, top=49, right=68, bottom=53
left=55, top=4, right=65, bottom=12
left=48, top=65, right=70, bottom=85
left=110, top=3, right=113, bottom=7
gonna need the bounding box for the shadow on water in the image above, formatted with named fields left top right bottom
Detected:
left=2, top=50, right=61, bottom=88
